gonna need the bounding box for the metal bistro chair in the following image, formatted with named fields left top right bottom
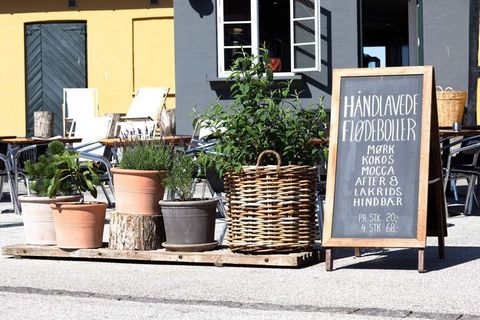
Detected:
left=9, top=144, right=42, bottom=214
left=443, top=136, right=480, bottom=215
left=69, top=116, right=116, bottom=207
left=0, top=151, right=16, bottom=212
left=183, top=119, right=227, bottom=244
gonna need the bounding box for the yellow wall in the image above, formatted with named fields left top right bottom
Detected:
left=0, top=0, right=174, bottom=136
left=133, top=18, right=175, bottom=102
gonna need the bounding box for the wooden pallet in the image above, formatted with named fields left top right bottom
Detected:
left=1, top=244, right=321, bottom=268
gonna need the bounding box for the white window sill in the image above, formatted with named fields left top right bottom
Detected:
left=207, top=74, right=302, bottom=82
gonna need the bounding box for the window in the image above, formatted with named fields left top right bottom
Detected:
left=217, top=0, right=320, bottom=77
left=363, top=46, right=386, bottom=68
left=360, top=0, right=418, bottom=67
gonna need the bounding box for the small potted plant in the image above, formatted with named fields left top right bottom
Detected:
left=20, top=141, right=82, bottom=245
left=111, top=141, right=172, bottom=216
left=159, top=151, right=218, bottom=252
left=48, top=147, right=107, bottom=249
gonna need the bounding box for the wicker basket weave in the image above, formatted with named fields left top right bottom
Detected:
left=436, top=86, right=467, bottom=127
left=224, top=150, right=317, bottom=253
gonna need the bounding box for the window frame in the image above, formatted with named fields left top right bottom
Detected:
left=290, top=0, right=321, bottom=72
left=216, top=0, right=320, bottom=78
left=217, top=0, right=258, bottom=78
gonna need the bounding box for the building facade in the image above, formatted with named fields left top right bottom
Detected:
left=0, top=0, right=175, bottom=136
left=174, top=0, right=475, bottom=134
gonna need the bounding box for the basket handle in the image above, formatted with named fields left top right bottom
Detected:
left=436, top=86, right=454, bottom=92
left=256, top=150, right=282, bottom=173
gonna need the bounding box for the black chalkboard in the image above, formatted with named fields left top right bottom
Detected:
left=332, top=74, right=423, bottom=238
left=323, top=67, right=437, bottom=249
left=322, top=67, right=447, bottom=272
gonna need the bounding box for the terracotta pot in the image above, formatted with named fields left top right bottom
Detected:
left=19, top=195, right=82, bottom=245
left=51, top=202, right=107, bottom=249
left=159, top=198, right=218, bottom=251
left=112, top=167, right=166, bottom=215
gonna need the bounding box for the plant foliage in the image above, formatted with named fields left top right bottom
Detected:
left=119, top=140, right=173, bottom=171
left=164, top=151, right=195, bottom=201
left=25, top=141, right=99, bottom=199
left=197, top=48, right=327, bottom=174
left=25, top=141, right=75, bottom=197
left=46, top=151, right=99, bottom=200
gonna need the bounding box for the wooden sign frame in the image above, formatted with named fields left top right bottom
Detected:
left=322, top=66, right=445, bottom=272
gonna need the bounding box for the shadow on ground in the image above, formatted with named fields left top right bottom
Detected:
left=0, top=222, right=23, bottom=229
left=333, top=246, right=480, bottom=272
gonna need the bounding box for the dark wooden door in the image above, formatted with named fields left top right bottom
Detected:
left=25, top=22, right=87, bottom=136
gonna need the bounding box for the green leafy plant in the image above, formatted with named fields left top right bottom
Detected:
left=25, top=141, right=75, bottom=197
left=119, top=140, right=173, bottom=171
left=25, top=141, right=99, bottom=199
left=164, top=152, right=196, bottom=201
left=46, top=149, right=99, bottom=200
left=197, top=48, right=327, bottom=174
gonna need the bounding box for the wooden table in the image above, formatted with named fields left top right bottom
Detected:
left=439, top=129, right=480, bottom=138
left=0, top=136, right=16, bottom=140
left=99, top=135, right=192, bottom=147
left=439, top=126, right=480, bottom=138
left=1, top=137, right=82, bottom=145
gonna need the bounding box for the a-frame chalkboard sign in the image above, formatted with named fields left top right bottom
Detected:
left=322, top=66, right=447, bottom=273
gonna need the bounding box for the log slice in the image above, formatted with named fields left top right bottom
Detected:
left=108, top=212, right=165, bottom=250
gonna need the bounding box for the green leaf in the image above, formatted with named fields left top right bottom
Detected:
left=195, top=45, right=328, bottom=172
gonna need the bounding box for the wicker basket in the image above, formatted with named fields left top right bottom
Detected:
left=436, top=86, right=467, bottom=127
left=224, top=150, right=317, bottom=253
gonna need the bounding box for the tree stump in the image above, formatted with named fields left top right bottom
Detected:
left=158, top=108, right=175, bottom=136
left=108, top=212, right=165, bottom=250
left=34, top=111, right=54, bottom=138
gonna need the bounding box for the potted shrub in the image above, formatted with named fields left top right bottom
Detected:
left=111, top=141, right=171, bottom=215
left=159, top=151, right=218, bottom=252
left=20, top=141, right=82, bottom=245
left=48, top=147, right=107, bottom=249
left=198, top=48, right=328, bottom=253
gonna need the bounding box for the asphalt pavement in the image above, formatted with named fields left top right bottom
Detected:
left=1, top=184, right=480, bottom=320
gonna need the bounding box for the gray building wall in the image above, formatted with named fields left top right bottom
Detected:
left=174, top=0, right=219, bottom=134
left=174, top=0, right=358, bottom=134
left=174, top=0, right=471, bottom=134
left=423, top=0, right=469, bottom=91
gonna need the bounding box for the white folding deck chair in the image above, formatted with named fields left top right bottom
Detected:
left=72, top=116, right=113, bottom=155
left=63, top=88, right=99, bottom=137
left=117, top=87, right=169, bottom=139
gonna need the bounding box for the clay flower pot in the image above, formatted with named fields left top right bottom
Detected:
left=112, top=167, right=166, bottom=215
left=159, top=198, right=218, bottom=252
left=51, top=202, right=107, bottom=249
left=19, top=195, right=82, bottom=245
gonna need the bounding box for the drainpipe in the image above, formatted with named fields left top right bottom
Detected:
left=416, top=0, right=424, bottom=66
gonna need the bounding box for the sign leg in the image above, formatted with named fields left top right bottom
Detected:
left=438, top=235, right=445, bottom=259
left=325, top=249, right=333, bottom=271
left=418, top=248, right=425, bottom=273
left=354, top=248, right=361, bottom=257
